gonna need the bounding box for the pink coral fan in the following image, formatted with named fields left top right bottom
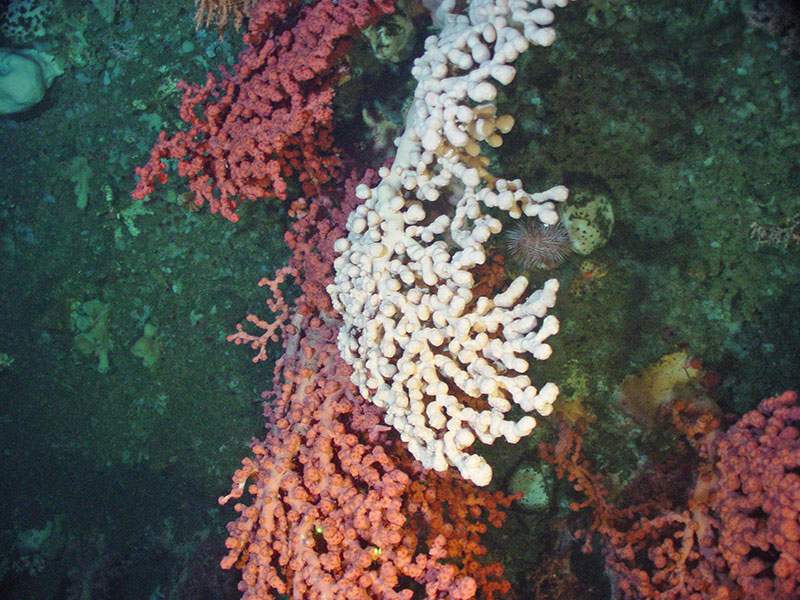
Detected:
left=542, top=390, right=800, bottom=600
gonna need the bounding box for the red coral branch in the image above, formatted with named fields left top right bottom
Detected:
left=132, top=0, right=395, bottom=221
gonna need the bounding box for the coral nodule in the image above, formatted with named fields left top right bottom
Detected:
left=506, top=220, right=571, bottom=270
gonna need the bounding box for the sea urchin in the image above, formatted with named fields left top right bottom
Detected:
left=505, top=220, right=571, bottom=270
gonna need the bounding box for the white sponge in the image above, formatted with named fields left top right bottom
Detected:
left=0, top=48, right=62, bottom=115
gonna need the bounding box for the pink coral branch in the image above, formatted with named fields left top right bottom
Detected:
left=220, top=172, right=515, bottom=600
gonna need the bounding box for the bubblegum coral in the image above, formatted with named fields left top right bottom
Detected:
left=220, top=174, right=515, bottom=600
left=132, top=0, right=394, bottom=221
left=541, top=390, right=800, bottom=600
left=714, top=391, right=800, bottom=599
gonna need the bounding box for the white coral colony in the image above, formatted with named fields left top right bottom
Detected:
left=329, top=0, right=572, bottom=486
